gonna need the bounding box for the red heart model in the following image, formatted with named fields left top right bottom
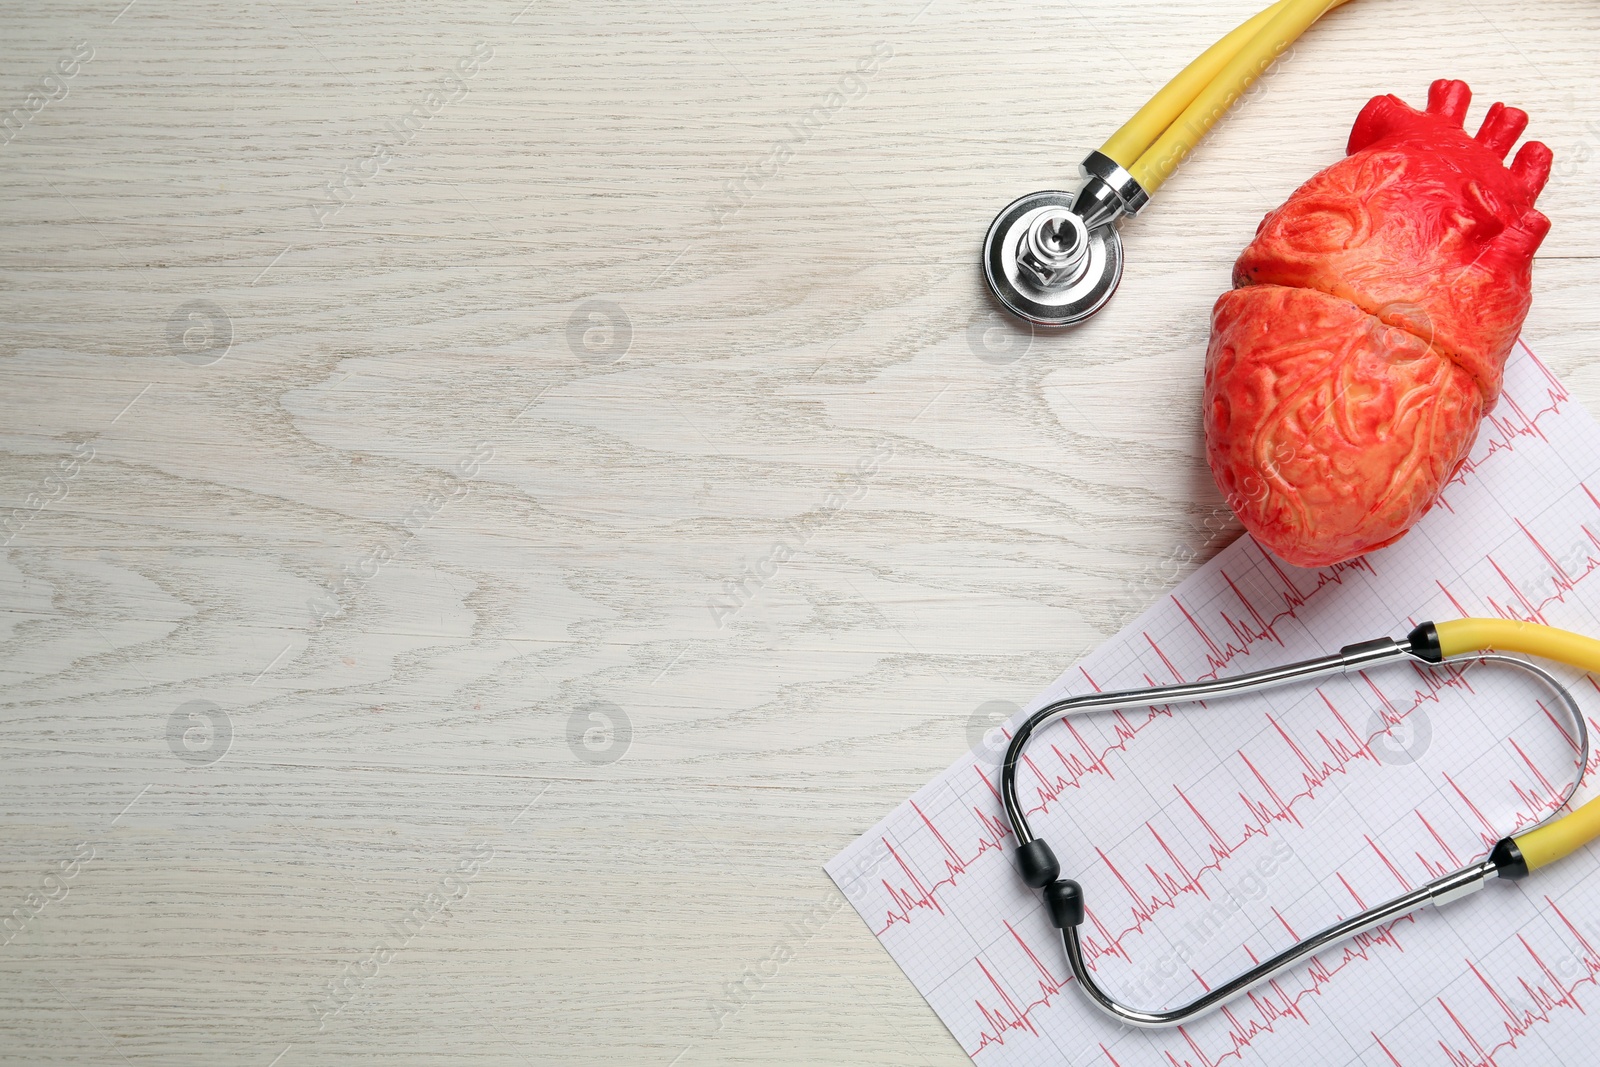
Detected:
left=1204, top=79, right=1553, bottom=567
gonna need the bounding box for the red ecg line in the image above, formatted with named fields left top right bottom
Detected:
left=1436, top=344, right=1570, bottom=513
left=972, top=882, right=1600, bottom=1066
left=969, top=906, right=1416, bottom=1063
left=1436, top=898, right=1600, bottom=1067
left=958, top=743, right=1598, bottom=1062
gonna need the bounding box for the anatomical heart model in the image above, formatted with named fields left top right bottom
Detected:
left=1204, top=79, right=1552, bottom=567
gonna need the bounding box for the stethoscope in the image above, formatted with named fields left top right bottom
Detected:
left=1001, top=618, right=1600, bottom=1028
left=982, top=0, right=1354, bottom=327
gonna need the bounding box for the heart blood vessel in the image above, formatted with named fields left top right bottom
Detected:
left=1204, top=79, right=1553, bottom=568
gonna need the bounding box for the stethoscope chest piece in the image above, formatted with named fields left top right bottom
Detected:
left=983, top=191, right=1124, bottom=328
left=981, top=152, right=1147, bottom=329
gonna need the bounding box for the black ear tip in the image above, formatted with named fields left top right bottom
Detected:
left=1016, top=839, right=1060, bottom=888
left=1044, top=879, right=1085, bottom=928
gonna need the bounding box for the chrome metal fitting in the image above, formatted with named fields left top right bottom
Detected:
left=1072, top=150, right=1149, bottom=229
left=1016, top=209, right=1090, bottom=290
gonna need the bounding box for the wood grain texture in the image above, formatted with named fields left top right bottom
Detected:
left=2, top=1, right=1598, bottom=1063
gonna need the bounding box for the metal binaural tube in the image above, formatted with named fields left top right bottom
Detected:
left=1001, top=644, right=1369, bottom=842
left=1062, top=858, right=1499, bottom=1029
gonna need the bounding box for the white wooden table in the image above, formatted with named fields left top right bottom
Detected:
left=3, top=1, right=1598, bottom=1063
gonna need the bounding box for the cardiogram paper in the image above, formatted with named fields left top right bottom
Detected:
left=828, top=342, right=1600, bottom=1067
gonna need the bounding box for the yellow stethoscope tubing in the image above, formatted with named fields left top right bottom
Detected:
left=1101, top=0, right=1356, bottom=195
left=1437, top=618, right=1600, bottom=872
left=1099, top=0, right=1294, bottom=171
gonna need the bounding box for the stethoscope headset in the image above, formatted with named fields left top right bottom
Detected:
left=1003, top=619, right=1600, bottom=1029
